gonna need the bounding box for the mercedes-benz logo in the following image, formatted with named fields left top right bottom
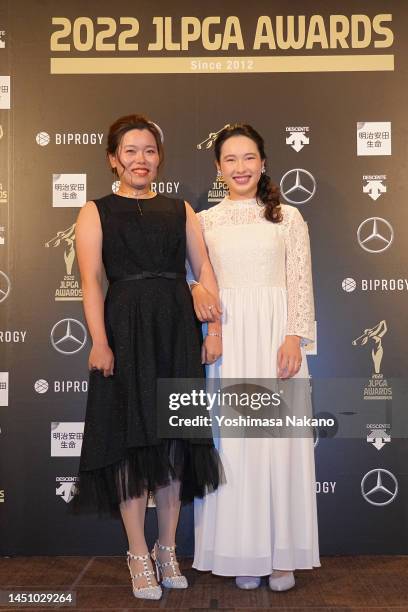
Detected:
left=357, top=218, right=393, bottom=253
left=50, top=318, right=87, bottom=355
left=280, top=169, right=316, bottom=205
left=361, top=468, right=398, bottom=506
left=0, top=271, right=11, bottom=303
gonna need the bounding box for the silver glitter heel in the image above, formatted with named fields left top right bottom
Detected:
left=151, top=541, right=188, bottom=589
left=126, top=551, right=162, bottom=600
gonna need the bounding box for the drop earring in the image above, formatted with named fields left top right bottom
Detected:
left=217, top=169, right=223, bottom=181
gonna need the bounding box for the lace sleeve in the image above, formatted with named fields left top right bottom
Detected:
left=284, top=207, right=315, bottom=344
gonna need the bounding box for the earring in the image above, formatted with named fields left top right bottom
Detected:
left=261, top=167, right=266, bottom=174
left=217, top=169, right=223, bottom=181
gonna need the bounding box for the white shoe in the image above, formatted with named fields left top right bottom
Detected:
left=151, top=541, right=188, bottom=589
left=126, top=551, right=162, bottom=600
left=268, top=571, right=295, bottom=592
left=235, top=576, right=261, bottom=590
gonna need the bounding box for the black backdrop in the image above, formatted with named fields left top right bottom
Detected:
left=0, top=0, right=407, bottom=555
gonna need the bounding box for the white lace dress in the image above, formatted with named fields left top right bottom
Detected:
left=193, top=197, right=320, bottom=575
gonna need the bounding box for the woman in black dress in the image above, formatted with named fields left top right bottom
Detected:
left=75, top=114, right=223, bottom=600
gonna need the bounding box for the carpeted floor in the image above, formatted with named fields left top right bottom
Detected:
left=0, top=556, right=407, bottom=611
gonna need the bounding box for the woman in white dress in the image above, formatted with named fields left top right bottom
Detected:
left=192, top=124, right=320, bottom=591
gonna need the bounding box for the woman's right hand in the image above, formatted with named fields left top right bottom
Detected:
left=201, top=334, right=222, bottom=365
left=191, top=284, right=222, bottom=322
left=88, top=342, right=114, bottom=377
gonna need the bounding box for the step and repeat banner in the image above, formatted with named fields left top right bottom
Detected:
left=0, top=1, right=407, bottom=555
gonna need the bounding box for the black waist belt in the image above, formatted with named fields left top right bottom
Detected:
left=111, top=271, right=186, bottom=284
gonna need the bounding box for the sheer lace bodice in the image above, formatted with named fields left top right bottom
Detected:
left=197, top=197, right=315, bottom=343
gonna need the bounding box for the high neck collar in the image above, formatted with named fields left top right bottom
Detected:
left=221, top=196, right=259, bottom=206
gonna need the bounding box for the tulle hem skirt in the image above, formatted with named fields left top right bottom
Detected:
left=75, top=439, right=223, bottom=515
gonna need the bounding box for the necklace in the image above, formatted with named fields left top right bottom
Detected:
left=117, top=188, right=150, bottom=198
left=116, top=188, right=154, bottom=215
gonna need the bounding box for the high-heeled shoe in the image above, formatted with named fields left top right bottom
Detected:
left=235, top=576, right=261, bottom=590
left=151, top=541, right=188, bottom=589
left=126, top=551, right=162, bottom=600
left=268, top=570, right=295, bottom=592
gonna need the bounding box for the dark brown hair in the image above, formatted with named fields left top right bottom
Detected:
left=106, top=114, right=164, bottom=176
left=214, top=123, right=282, bottom=223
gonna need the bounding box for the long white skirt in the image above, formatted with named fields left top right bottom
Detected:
left=193, top=286, right=320, bottom=575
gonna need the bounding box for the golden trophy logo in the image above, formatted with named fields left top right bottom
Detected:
left=352, top=320, right=392, bottom=400
left=45, top=224, right=82, bottom=301
left=197, top=124, right=230, bottom=150
left=197, top=125, right=230, bottom=203
left=208, top=176, right=229, bottom=203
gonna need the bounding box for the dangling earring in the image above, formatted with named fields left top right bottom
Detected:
left=217, top=169, right=223, bottom=181
left=261, top=167, right=266, bottom=174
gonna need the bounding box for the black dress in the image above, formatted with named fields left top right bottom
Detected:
left=77, top=193, right=221, bottom=513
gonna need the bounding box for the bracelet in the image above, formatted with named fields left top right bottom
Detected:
left=188, top=280, right=200, bottom=292
left=207, top=332, right=222, bottom=337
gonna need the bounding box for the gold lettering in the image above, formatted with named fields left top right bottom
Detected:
left=329, top=15, right=350, bottom=48
left=148, top=17, right=163, bottom=51
left=351, top=15, right=371, bottom=49
left=306, top=15, right=329, bottom=49
left=373, top=14, right=394, bottom=48
left=222, top=16, right=244, bottom=50
left=118, top=17, right=139, bottom=51
left=95, top=17, right=116, bottom=52
left=181, top=17, right=201, bottom=50
left=202, top=17, right=222, bottom=51
left=165, top=17, right=180, bottom=51
left=50, top=17, right=71, bottom=52
left=72, top=17, right=94, bottom=52
left=276, top=15, right=305, bottom=49
left=253, top=16, right=276, bottom=50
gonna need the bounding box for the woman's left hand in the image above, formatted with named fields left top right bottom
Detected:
left=191, top=283, right=222, bottom=323
left=277, top=335, right=302, bottom=379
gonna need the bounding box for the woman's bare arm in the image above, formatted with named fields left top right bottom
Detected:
left=76, top=201, right=114, bottom=376
left=185, top=202, right=222, bottom=363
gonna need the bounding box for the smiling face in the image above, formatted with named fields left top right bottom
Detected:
left=109, top=128, right=160, bottom=194
left=217, top=135, right=264, bottom=200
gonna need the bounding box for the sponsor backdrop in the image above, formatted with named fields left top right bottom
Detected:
left=0, top=0, right=407, bottom=555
